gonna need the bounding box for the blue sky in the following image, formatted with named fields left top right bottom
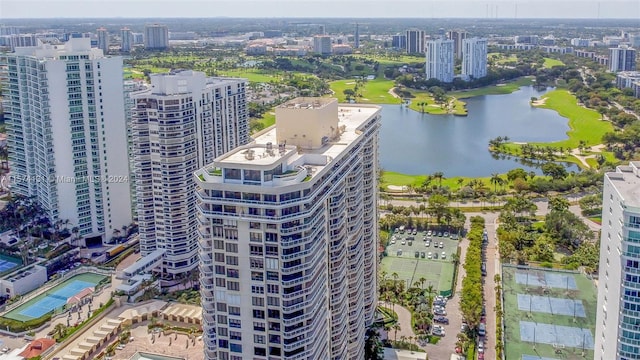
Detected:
left=1, top=0, right=639, bottom=19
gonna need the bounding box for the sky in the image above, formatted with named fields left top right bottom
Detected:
left=1, top=0, right=640, bottom=19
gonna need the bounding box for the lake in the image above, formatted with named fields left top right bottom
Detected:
left=379, top=86, right=578, bottom=177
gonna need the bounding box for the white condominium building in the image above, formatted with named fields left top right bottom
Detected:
left=609, top=45, right=637, bottom=73
left=195, top=98, right=380, bottom=360
left=2, top=38, right=132, bottom=241
left=96, top=27, right=109, bottom=54
left=121, top=27, right=133, bottom=53
left=426, top=38, right=455, bottom=83
left=595, top=162, right=640, bottom=360
left=144, top=24, right=169, bottom=50
left=313, top=35, right=332, bottom=55
left=132, top=70, right=248, bottom=280
left=462, top=37, right=488, bottom=80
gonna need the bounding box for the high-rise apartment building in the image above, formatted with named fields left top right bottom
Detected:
left=595, top=161, right=640, bottom=360
left=313, top=35, right=332, bottom=55
left=609, top=45, right=637, bottom=72
left=2, top=38, right=132, bottom=241
left=406, top=29, right=426, bottom=54
left=132, top=70, right=248, bottom=281
left=462, top=37, right=488, bottom=80
left=426, top=38, right=455, bottom=83
left=144, top=24, right=169, bottom=50
left=120, top=27, right=132, bottom=53
left=195, top=97, right=380, bottom=360
left=392, top=34, right=407, bottom=49
left=447, top=29, right=468, bottom=59
left=96, top=27, right=109, bottom=54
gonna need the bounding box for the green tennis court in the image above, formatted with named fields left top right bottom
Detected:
left=3, top=272, right=107, bottom=322
left=380, top=255, right=455, bottom=295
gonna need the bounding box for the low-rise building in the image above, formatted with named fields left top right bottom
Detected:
left=0, top=265, right=47, bottom=298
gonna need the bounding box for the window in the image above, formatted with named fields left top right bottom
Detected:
left=250, top=245, right=263, bottom=256
left=252, top=297, right=265, bottom=306
left=228, top=306, right=241, bottom=315
left=254, top=335, right=266, bottom=344
left=267, top=284, right=279, bottom=294
left=226, top=256, right=239, bottom=265
left=225, top=244, right=238, bottom=256
left=267, top=271, right=279, bottom=281
left=252, top=285, right=264, bottom=294
left=253, top=321, right=265, bottom=331
left=253, top=309, right=265, bottom=319
left=227, top=281, right=240, bottom=291
left=229, top=319, right=241, bottom=328
left=251, top=271, right=264, bottom=281
left=230, top=331, right=242, bottom=341
left=227, top=268, right=239, bottom=278
left=267, top=296, right=280, bottom=306
left=216, top=303, right=227, bottom=312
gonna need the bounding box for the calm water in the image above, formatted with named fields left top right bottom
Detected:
left=379, top=86, right=577, bottom=177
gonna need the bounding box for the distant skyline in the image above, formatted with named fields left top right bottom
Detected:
left=2, top=0, right=640, bottom=19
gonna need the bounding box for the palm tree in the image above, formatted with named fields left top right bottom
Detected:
left=54, top=323, right=67, bottom=339
left=490, top=173, right=504, bottom=193
left=433, top=172, right=444, bottom=189
left=392, top=323, right=401, bottom=341
left=418, top=277, right=426, bottom=291
left=71, top=226, right=80, bottom=247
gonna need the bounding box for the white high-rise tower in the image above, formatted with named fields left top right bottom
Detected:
left=2, top=38, right=132, bottom=242
left=595, top=162, right=640, bottom=360
left=426, top=38, right=455, bottom=82
left=462, top=37, right=488, bottom=80
left=195, top=97, right=380, bottom=360
left=132, top=70, right=248, bottom=281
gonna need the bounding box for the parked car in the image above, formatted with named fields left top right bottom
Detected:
left=441, top=252, right=446, bottom=259
left=397, top=250, right=402, bottom=256
left=415, top=251, right=420, bottom=258
left=434, top=252, right=439, bottom=259
left=425, top=241, right=430, bottom=247
left=427, top=230, right=432, bottom=236
left=421, top=252, right=426, bottom=258
left=391, top=239, right=396, bottom=244
left=437, top=232, right=443, bottom=237
left=478, top=323, right=486, bottom=336
left=401, top=240, right=406, bottom=245
left=443, top=231, right=449, bottom=237
left=478, top=341, right=485, bottom=353
left=427, top=252, right=432, bottom=259
left=434, top=308, right=447, bottom=316
left=434, top=316, right=449, bottom=324
left=439, top=241, right=444, bottom=248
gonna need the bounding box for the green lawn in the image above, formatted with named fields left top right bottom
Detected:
left=250, top=111, right=276, bottom=134
left=218, top=69, right=285, bottom=83
left=329, top=78, right=399, bottom=104
left=489, top=53, right=518, bottom=64
left=381, top=171, right=499, bottom=190
left=449, top=77, right=534, bottom=99
left=529, top=89, right=613, bottom=148
left=543, top=57, right=565, bottom=68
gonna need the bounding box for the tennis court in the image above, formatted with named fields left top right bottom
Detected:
left=3, top=272, right=107, bottom=322
left=0, top=253, right=21, bottom=273
left=517, top=294, right=586, bottom=317
left=519, top=321, right=594, bottom=349
left=502, top=265, right=597, bottom=360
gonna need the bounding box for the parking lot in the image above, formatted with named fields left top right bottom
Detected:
left=381, top=229, right=459, bottom=296
left=386, top=229, right=459, bottom=263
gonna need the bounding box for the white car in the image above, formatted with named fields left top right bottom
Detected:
left=439, top=241, right=444, bottom=248
left=478, top=341, right=485, bottom=353
left=441, top=252, right=446, bottom=259
left=401, top=240, right=406, bottom=245
left=427, top=252, right=433, bottom=259
left=425, top=242, right=430, bottom=247
left=391, top=239, right=396, bottom=244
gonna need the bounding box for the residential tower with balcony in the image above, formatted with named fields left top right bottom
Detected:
left=195, top=98, right=380, bottom=360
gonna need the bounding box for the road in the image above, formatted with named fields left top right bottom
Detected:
left=381, top=197, right=601, bottom=359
